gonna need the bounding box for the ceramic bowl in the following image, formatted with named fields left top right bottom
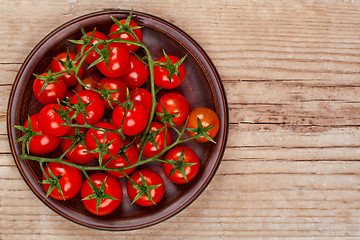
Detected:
left=7, top=10, right=228, bottom=230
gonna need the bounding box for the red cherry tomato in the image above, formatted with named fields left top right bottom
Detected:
left=76, top=30, right=108, bottom=65
left=81, top=173, right=122, bottom=216
left=69, top=90, right=105, bottom=125
left=104, top=139, right=139, bottom=178
left=156, top=92, right=190, bottom=127
left=84, top=122, right=122, bottom=160
left=112, top=100, right=149, bottom=136
left=23, top=113, right=61, bottom=155
left=61, top=128, right=95, bottom=164
left=163, top=146, right=200, bottom=184
left=129, top=88, right=152, bottom=112
left=42, top=161, right=82, bottom=200
left=97, top=77, right=127, bottom=109
left=122, top=54, right=149, bottom=89
left=141, top=122, right=172, bottom=158
left=186, top=107, right=220, bottom=142
left=154, top=55, right=186, bottom=89
left=109, top=19, right=143, bottom=52
left=127, top=169, right=165, bottom=206
left=96, top=43, right=130, bottom=78
left=33, top=72, right=66, bottom=105
left=38, top=104, right=70, bottom=137
left=51, top=52, right=84, bottom=87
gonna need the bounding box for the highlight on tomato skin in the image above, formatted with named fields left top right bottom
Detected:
left=122, top=54, right=149, bottom=89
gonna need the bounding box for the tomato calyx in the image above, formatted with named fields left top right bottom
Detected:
left=53, top=49, right=80, bottom=77
left=164, top=149, right=196, bottom=182
left=95, top=82, right=126, bottom=110
left=14, top=116, right=43, bottom=153
left=60, top=127, right=87, bottom=154
left=156, top=101, right=180, bottom=128
left=71, top=28, right=98, bottom=56
left=40, top=166, right=66, bottom=200
left=87, top=40, right=114, bottom=69
left=109, top=11, right=142, bottom=42
left=82, top=176, right=118, bottom=213
left=64, top=93, right=92, bottom=122
left=186, top=117, right=217, bottom=143
left=52, top=100, right=72, bottom=124
left=86, top=132, right=117, bottom=168
left=141, top=126, right=166, bottom=151
left=130, top=173, right=162, bottom=205
left=33, top=70, right=66, bottom=96
left=155, top=50, right=187, bottom=86
left=115, top=138, right=137, bottom=166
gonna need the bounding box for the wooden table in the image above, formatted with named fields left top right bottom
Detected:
left=1, top=0, right=360, bottom=239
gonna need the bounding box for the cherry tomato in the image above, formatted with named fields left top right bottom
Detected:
left=186, top=107, right=220, bottom=142
left=33, top=72, right=66, bottom=105
left=23, top=113, right=61, bottom=155
left=109, top=19, right=143, bottom=52
left=96, top=42, right=130, bottom=78
left=38, top=104, right=70, bottom=137
left=127, top=169, right=165, bottom=207
left=122, top=54, right=149, bottom=89
left=97, top=77, right=127, bottom=109
left=42, top=161, right=82, bottom=200
left=104, top=139, right=139, bottom=178
left=163, top=146, right=200, bottom=184
left=84, top=122, right=122, bottom=160
left=156, top=92, right=189, bottom=127
left=129, top=88, right=152, bottom=112
left=74, top=77, right=99, bottom=92
left=141, top=122, right=172, bottom=158
left=81, top=173, right=122, bottom=216
left=69, top=90, right=105, bottom=125
left=112, top=100, right=149, bottom=136
left=154, top=55, right=186, bottom=89
left=61, top=128, right=95, bottom=164
left=76, top=30, right=108, bottom=65
left=51, top=52, right=84, bottom=87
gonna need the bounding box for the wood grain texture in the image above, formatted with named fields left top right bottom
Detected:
left=1, top=0, right=360, bottom=239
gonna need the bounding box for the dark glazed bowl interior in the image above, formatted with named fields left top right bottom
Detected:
left=7, top=10, right=228, bottom=230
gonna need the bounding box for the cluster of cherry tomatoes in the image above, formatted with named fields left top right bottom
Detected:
left=18, top=13, right=220, bottom=216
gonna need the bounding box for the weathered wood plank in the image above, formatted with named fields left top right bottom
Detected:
left=2, top=0, right=360, bottom=239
